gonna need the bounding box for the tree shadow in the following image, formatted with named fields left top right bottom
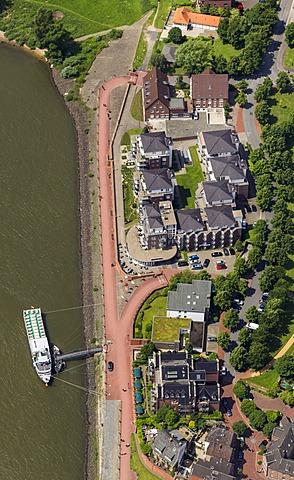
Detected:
left=175, top=185, right=192, bottom=209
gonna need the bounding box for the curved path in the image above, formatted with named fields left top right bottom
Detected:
left=98, top=75, right=173, bottom=479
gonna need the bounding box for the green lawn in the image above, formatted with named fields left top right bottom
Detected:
left=2, top=0, right=155, bottom=38
left=176, top=146, right=204, bottom=209
left=152, top=316, right=190, bottom=342
left=122, top=166, right=137, bottom=224
left=154, top=0, right=194, bottom=29
left=248, top=369, right=279, bottom=390
left=133, top=30, right=148, bottom=70
left=140, top=296, right=167, bottom=339
left=213, top=39, right=238, bottom=61
left=284, top=47, right=294, bottom=69
left=121, top=128, right=144, bottom=148
left=130, top=434, right=159, bottom=480
left=131, top=89, right=144, bottom=122
left=270, top=91, right=294, bottom=125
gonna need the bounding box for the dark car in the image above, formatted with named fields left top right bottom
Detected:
left=229, top=247, right=235, bottom=255
left=203, top=258, right=210, bottom=268
left=246, top=205, right=252, bottom=213
left=222, top=398, right=228, bottom=407
left=223, top=248, right=229, bottom=256
left=108, top=361, right=114, bottom=371
left=259, top=440, right=268, bottom=448
left=227, top=408, right=232, bottom=417
left=238, top=450, right=243, bottom=460
left=178, top=260, right=189, bottom=267
left=207, top=336, right=217, bottom=342
left=211, top=251, right=223, bottom=257
left=252, top=204, right=257, bottom=212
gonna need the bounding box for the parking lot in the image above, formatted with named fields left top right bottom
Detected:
left=177, top=248, right=237, bottom=276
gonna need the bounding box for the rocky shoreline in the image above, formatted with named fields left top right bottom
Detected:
left=51, top=69, right=97, bottom=480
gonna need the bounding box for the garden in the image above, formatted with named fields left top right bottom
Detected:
left=175, top=147, right=204, bottom=209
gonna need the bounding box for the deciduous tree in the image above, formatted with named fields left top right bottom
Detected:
left=223, top=308, right=239, bottom=330
left=217, top=331, right=231, bottom=351
left=230, top=346, right=249, bottom=371
left=233, top=381, right=250, bottom=400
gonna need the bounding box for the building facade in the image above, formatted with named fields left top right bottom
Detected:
left=191, top=69, right=228, bottom=111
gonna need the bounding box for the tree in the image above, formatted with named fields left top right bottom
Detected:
left=263, top=422, right=276, bottom=438
left=235, top=239, right=243, bottom=252
left=245, top=306, right=259, bottom=324
left=266, top=410, right=281, bottom=423
left=150, top=53, right=169, bottom=72
left=254, top=77, right=273, bottom=102
left=256, top=185, right=273, bottom=211
left=255, top=101, right=271, bottom=126
left=168, top=27, right=183, bottom=44
left=234, top=257, right=248, bottom=277
left=227, top=17, right=248, bottom=50
left=265, top=241, right=291, bottom=267
left=217, top=17, right=230, bottom=43
left=248, top=342, right=271, bottom=371
left=214, top=289, right=232, bottom=312
left=139, top=342, right=156, bottom=362
left=279, top=390, right=294, bottom=406
left=285, top=22, right=294, bottom=47
left=175, top=37, right=213, bottom=75
left=34, top=7, right=54, bottom=45
left=248, top=246, right=263, bottom=269
left=259, top=266, right=279, bottom=292
left=155, top=404, right=170, bottom=423
left=230, top=346, right=249, bottom=371
left=213, top=54, right=228, bottom=74
left=232, top=420, right=247, bottom=437
left=276, top=71, right=291, bottom=92
left=236, top=79, right=248, bottom=92
left=223, top=309, right=239, bottom=330
left=238, top=327, right=252, bottom=348
left=235, top=92, right=247, bottom=107
left=186, top=342, right=193, bottom=354
left=165, top=408, right=179, bottom=427
left=241, top=399, right=257, bottom=417
left=217, top=331, right=231, bottom=351
left=249, top=409, right=267, bottom=430
left=252, top=159, right=270, bottom=176
left=274, top=356, right=294, bottom=379
left=233, top=381, right=250, bottom=400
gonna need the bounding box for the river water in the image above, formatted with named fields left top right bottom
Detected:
left=0, top=44, right=86, bottom=479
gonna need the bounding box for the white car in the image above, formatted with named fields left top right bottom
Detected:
left=221, top=366, right=227, bottom=376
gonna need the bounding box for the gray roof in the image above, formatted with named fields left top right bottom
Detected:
left=176, top=208, right=204, bottom=233
left=170, top=97, right=185, bottom=111
left=206, top=426, right=239, bottom=463
left=140, top=131, right=170, bottom=154
left=162, top=45, right=178, bottom=63
left=167, top=279, right=211, bottom=313
left=191, top=459, right=237, bottom=480
left=143, top=168, right=173, bottom=192
left=264, top=417, right=294, bottom=476
left=152, top=429, right=187, bottom=468
left=202, top=130, right=238, bottom=156
left=202, top=180, right=233, bottom=204
left=205, top=205, right=235, bottom=229
left=144, top=204, right=163, bottom=229
left=210, top=154, right=245, bottom=182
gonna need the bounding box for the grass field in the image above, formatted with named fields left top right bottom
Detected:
left=249, top=369, right=279, bottom=390
left=140, top=295, right=167, bottom=338
left=284, top=47, right=294, bottom=69
left=3, top=0, right=155, bottom=38
left=121, top=128, right=144, bottom=148
left=131, top=89, right=144, bottom=121
left=122, top=166, right=137, bottom=224
left=133, top=30, right=148, bottom=70
left=130, top=434, right=159, bottom=480
left=213, top=39, right=238, bottom=61
left=176, top=146, right=204, bottom=209
left=270, top=91, right=294, bottom=125
left=152, top=316, right=190, bottom=342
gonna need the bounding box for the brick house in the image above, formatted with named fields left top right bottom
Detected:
left=198, top=0, right=232, bottom=7
left=191, top=69, right=228, bottom=112
left=143, top=68, right=170, bottom=120
left=262, top=417, right=294, bottom=480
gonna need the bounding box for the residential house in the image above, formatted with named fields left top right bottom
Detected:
left=207, top=154, right=249, bottom=198
left=198, top=180, right=235, bottom=207
left=152, top=429, right=187, bottom=471
left=143, top=68, right=170, bottom=120
left=140, top=201, right=177, bottom=250
left=191, top=69, right=228, bottom=112
left=134, top=168, right=174, bottom=205
left=172, top=8, right=222, bottom=31
left=167, top=279, right=212, bottom=323
left=198, top=129, right=240, bottom=158
left=151, top=316, right=191, bottom=352
left=136, top=131, right=172, bottom=170
left=262, top=416, right=294, bottom=480
left=198, top=0, right=232, bottom=7
left=151, top=351, right=220, bottom=414
left=190, top=425, right=239, bottom=480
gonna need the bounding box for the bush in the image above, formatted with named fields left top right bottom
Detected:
left=61, top=66, right=79, bottom=79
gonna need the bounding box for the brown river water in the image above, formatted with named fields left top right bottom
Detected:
left=0, top=44, right=86, bottom=479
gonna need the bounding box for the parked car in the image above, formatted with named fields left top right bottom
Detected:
left=259, top=440, right=268, bottom=448
left=246, top=205, right=252, bottom=213
left=221, top=366, right=227, bottom=376
left=211, top=251, right=223, bottom=257
left=223, top=248, right=229, bottom=256
left=191, top=258, right=201, bottom=264
left=234, top=298, right=244, bottom=305
left=227, top=408, right=232, bottom=417
left=203, top=258, right=210, bottom=268
left=189, top=254, right=199, bottom=260
left=178, top=261, right=189, bottom=267
left=108, top=361, right=114, bottom=371
left=232, top=302, right=241, bottom=311
left=258, top=302, right=266, bottom=313
left=229, top=247, right=235, bottom=255
left=207, top=337, right=217, bottom=342
left=191, top=263, right=203, bottom=270
left=262, top=292, right=269, bottom=302
left=216, top=260, right=225, bottom=265
left=242, top=220, right=247, bottom=229
left=252, top=204, right=257, bottom=212
left=216, top=264, right=227, bottom=270
left=222, top=398, right=228, bottom=407
left=238, top=450, right=243, bottom=460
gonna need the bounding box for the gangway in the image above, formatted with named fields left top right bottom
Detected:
left=55, top=346, right=104, bottom=362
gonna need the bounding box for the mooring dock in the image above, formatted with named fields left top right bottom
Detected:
left=55, top=346, right=103, bottom=362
